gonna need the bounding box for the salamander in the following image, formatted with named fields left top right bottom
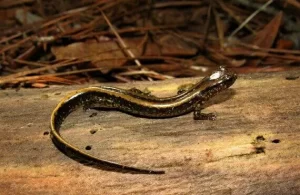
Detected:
left=50, top=66, right=237, bottom=174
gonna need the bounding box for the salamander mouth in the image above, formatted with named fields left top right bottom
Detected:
left=224, top=74, right=237, bottom=88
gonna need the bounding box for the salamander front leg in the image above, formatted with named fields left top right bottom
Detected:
left=193, top=103, right=216, bottom=120
left=128, top=87, right=146, bottom=94
left=177, top=83, right=194, bottom=94
left=128, top=87, right=155, bottom=97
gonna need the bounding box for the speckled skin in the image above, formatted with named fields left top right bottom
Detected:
left=50, top=67, right=237, bottom=174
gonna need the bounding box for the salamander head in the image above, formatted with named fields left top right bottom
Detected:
left=197, top=66, right=237, bottom=100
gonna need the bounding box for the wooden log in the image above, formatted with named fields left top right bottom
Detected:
left=0, top=70, right=299, bottom=195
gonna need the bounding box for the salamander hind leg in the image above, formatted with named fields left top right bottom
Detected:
left=83, top=104, right=91, bottom=112
left=193, top=103, right=216, bottom=120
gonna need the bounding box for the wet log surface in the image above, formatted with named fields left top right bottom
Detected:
left=0, top=70, right=300, bottom=195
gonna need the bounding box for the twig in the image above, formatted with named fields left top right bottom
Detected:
left=229, top=0, right=273, bottom=38
left=14, top=59, right=51, bottom=67
left=0, top=59, right=88, bottom=82
left=73, top=24, right=182, bottom=40
left=203, top=2, right=212, bottom=47
left=217, top=0, right=255, bottom=34
left=117, top=70, right=173, bottom=79
left=232, top=40, right=300, bottom=55
left=101, top=10, right=143, bottom=67
left=212, top=6, right=225, bottom=48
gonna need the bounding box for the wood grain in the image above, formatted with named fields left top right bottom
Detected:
left=0, top=71, right=300, bottom=195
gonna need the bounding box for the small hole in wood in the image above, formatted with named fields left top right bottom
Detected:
left=43, top=131, right=49, bottom=135
left=285, top=76, right=299, bottom=80
left=256, top=135, right=265, bottom=141
left=255, top=147, right=265, bottom=154
left=85, top=145, right=92, bottom=150
left=272, top=139, right=280, bottom=144
left=90, top=129, right=97, bottom=134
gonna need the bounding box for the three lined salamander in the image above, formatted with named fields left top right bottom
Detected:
left=50, top=66, right=237, bottom=174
